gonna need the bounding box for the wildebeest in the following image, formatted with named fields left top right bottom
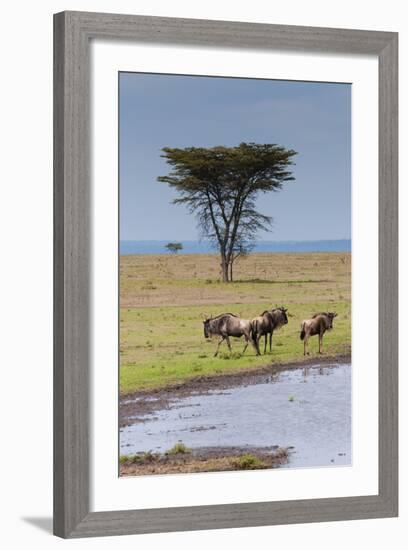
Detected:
left=251, top=307, right=289, bottom=354
left=300, top=312, right=338, bottom=355
left=203, top=313, right=260, bottom=357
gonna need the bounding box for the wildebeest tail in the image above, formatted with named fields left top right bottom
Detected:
left=300, top=322, right=306, bottom=340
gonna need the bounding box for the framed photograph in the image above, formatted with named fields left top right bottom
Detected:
left=53, top=11, right=398, bottom=538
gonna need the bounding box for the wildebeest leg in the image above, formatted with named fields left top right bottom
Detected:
left=319, top=333, right=323, bottom=354
left=269, top=332, right=273, bottom=352
left=256, top=335, right=262, bottom=356
left=304, top=336, right=308, bottom=356
left=242, top=336, right=249, bottom=355
left=225, top=335, right=232, bottom=353
left=254, top=340, right=261, bottom=355
left=244, top=330, right=257, bottom=355
left=251, top=333, right=261, bottom=356
left=264, top=334, right=267, bottom=354
left=214, top=336, right=225, bottom=357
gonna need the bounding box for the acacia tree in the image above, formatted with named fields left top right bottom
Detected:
left=165, top=242, right=183, bottom=254
left=158, top=142, right=297, bottom=282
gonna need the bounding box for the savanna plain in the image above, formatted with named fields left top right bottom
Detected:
left=120, top=252, right=351, bottom=392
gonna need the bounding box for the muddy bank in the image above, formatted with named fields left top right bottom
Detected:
left=120, top=353, right=351, bottom=426
left=120, top=446, right=289, bottom=476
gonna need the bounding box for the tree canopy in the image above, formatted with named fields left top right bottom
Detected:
left=158, top=142, right=297, bottom=281
left=165, top=242, right=183, bottom=254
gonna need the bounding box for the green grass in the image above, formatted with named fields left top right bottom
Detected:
left=165, top=443, right=191, bottom=455
left=120, top=253, right=351, bottom=394
left=120, top=451, right=158, bottom=464
left=120, top=300, right=351, bottom=393
left=231, top=454, right=267, bottom=470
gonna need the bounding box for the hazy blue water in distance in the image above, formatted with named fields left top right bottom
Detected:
left=120, top=239, right=351, bottom=255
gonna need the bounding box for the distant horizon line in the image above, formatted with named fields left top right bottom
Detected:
left=120, top=238, right=351, bottom=243
left=120, top=238, right=351, bottom=255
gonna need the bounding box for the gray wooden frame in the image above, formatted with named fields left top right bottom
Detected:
left=54, top=10, right=398, bottom=538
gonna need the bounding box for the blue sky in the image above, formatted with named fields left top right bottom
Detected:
left=120, top=72, right=351, bottom=241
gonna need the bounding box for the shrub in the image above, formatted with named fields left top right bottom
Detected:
left=166, top=442, right=191, bottom=455
left=232, top=454, right=266, bottom=470
left=139, top=451, right=156, bottom=463
left=120, top=451, right=158, bottom=464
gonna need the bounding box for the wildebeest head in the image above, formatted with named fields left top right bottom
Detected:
left=326, top=312, right=338, bottom=329
left=203, top=318, right=211, bottom=338
left=279, top=307, right=289, bottom=325
left=272, top=306, right=289, bottom=327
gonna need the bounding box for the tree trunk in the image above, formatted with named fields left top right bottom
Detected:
left=220, top=254, right=230, bottom=282
left=229, top=261, right=233, bottom=282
